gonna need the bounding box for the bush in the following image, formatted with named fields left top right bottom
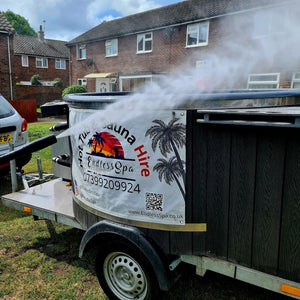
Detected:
left=62, top=85, right=87, bottom=98
left=30, top=74, right=42, bottom=86
left=53, top=78, right=63, bottom=88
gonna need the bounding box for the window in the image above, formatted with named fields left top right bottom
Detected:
left=36, top=57, right=48, bottom=68
left=77, top=78, right=87, bottom=88
left=77, top=44, right=86, bottom=59
left=106, top=39, right=118, bottom=57
left=292, top=73, right=300, bottom=88
left=137, top=33, right=152, bottom=53
left=21, top=55, right=28, bottom=67
left=186, top=21, right=209, bottom=47
left=55, top=59, right=66, bottom=69
left=247, top=73, right=280, bottom=89
left=253, top=8, right=288, bottom=38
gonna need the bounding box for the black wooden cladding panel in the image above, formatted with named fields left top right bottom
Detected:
left=252, top=132, right=285, bottom=275
left=228, top=129, right=256, bottom=266
left=191, top=119, right=300, bottom=283
left=278, top=136, right=300, bottom=282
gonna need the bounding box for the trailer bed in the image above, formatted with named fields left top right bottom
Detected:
left=1, top=178, right=83, bottom=230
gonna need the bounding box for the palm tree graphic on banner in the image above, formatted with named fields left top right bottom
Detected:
left=88, top=132, right=106, bottom=154
left=145, top=118, right=186, bottom=199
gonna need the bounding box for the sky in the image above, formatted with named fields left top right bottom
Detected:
left=0, top=0, right=184, bottom=42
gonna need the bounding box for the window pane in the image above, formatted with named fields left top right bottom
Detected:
left=293, top=82, right=300, bottom=88
left=188, top=24, right=197, bottom=32
left=145, top=40, right=152, bottom=51
left=137, top=36, right=144, bottom=51
left=188, top=32, right=197, bottom=45
left=249, top=83, right=277, bottom=89
left=43, top=58, right=47, bottom=67
left=199, top=23, right=208, bottom=43
left=249, top=74, right=278, bottom=81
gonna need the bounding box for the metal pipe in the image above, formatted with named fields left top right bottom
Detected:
left=9, top=143, right=18, bottom=192
left=7, top=34, right=13, bottom=100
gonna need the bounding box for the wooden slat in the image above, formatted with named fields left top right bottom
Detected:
left=228, top=127, right=256, bottom=266
left=278, top=132, right=300, bottom=283
left=206, top=125, right=231, bottom=258
left=252, top=129, right=285, bottom=275
left=192, top=120, right=208, bottom=254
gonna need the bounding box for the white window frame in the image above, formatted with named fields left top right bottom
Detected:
left=77, top=78, right=87, bottom=88
left=21, top=55, right=28, bottom=67
left=186, top=21, right=209, bottom=48
left=106, top=39, right=118, bottom=57
left=55, top=58, right=66, bottom=69
left=247, top=73, right=280, bottom=89
left=137, top=32, right=153, bottom=53
left=36, top=57, right=48, bottom=68
left=291, top=72, right=300, bottom=88
left=77, top=44, right=86, bottom=60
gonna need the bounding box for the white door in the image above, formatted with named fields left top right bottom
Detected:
left=96, top=78, right=110, bottom=92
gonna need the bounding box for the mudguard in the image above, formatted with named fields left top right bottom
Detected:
left=79, top=219, right=170, bottom=291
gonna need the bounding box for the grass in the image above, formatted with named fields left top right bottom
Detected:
left=23, top=122, right=56, bottom=174
left=0, top=121, right=108, bottom=299
left=0, top=216, right=106, bottom=299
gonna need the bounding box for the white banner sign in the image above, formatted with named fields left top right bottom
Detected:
left=70, top=108, right=186, bottom=225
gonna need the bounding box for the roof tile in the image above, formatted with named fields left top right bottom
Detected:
left=14, top=34, right=69, bottom=58
left=0, top=11, right=15, bottom=33
left=67, top=0, right=286, bottom=45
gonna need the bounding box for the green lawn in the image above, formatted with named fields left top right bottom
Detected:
left=23, top=122, right=56, bottom=174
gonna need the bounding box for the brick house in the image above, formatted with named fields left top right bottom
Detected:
left=67, top=0, right=300, bottom=93
left=0, top=11, right=70, bottom=103
left=0, top=12, right=15, bottom=100
left=13, top=25, right=70, bottom=88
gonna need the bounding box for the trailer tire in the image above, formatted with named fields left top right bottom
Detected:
left=96, top=239, right=161, bottom=300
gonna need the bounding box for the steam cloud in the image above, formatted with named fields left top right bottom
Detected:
left=59, top=0, right=300, bottom=138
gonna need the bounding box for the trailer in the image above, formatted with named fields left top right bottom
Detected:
left=1, top=89, right=300, bottom=300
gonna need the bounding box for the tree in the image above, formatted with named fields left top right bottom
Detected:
left=3, top=10, right=37, bottom=37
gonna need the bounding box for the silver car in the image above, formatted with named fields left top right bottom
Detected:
left=0, top=95, right=31, bottom=173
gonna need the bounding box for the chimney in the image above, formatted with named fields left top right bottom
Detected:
left=38, top=25, right=45, bottom=43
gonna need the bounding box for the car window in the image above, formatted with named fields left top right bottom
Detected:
left=0, top=96, right=15, bottom=118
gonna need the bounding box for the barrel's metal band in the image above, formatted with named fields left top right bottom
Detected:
left=75, top=198, right=207, bottom=232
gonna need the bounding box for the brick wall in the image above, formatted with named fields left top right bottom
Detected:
left=69, top=11, right=297, bottom=91
left=0, top=33, right=14, bottom=99
left=14, top=85, right=63, bottom=107
left=12, top=55, right=69, bottom=88
left=69, top=17, right=244, bottom=90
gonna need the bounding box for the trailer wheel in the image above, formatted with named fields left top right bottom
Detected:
left=96, top=239, right=160, bottom=300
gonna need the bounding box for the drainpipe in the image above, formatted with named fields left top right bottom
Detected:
left=7, top=33, right=13, bottom=100
left=69, top=50, right=72, bottom=86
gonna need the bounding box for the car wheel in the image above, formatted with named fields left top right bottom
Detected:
left=96, top=239, right=161, bottom=300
